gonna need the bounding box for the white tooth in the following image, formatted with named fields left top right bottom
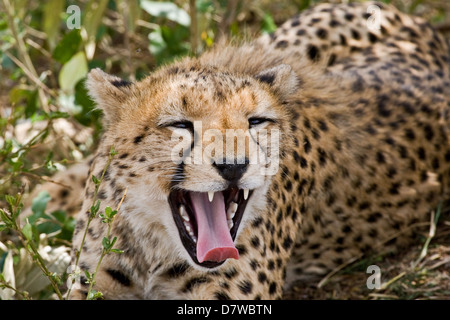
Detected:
left=227, top=202, right=238, bottom=220
left=227, top=220, right=234, bottom=229
left=192, top=235, right=197, bottom=243
left=184, top=222, right=192, bottom=233
left=208, top=191, right=215, bottom=202
left=180, top=205, right=189, bottom=221
left=243, top=189, right=249, bottom=200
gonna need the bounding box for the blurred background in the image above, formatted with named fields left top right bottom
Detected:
left=0, top=0, right=449, bottom=300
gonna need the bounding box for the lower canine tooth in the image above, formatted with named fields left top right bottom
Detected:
left=180, top=205, right=189, bottom=221
left=227, top=202, right=238, bottom=219
left=243, top=189, right=249, bottom=200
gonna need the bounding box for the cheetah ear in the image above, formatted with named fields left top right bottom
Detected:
left=255, top=64, right=299, bottom=100
left=86, top=68, right=134, bottom=124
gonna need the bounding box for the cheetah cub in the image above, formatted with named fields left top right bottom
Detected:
left=37, top=1, right=450, bottom=299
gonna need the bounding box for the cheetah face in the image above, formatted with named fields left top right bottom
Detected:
left=87, top=63, right=297, bottom=269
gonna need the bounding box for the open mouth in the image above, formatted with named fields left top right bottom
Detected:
left=168, top=187, right=252, bottom=268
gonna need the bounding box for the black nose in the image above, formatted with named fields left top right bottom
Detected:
left=213, top=158, right=249, bottom=182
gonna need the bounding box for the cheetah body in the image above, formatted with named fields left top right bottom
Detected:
left=40, top=2, right=450, bottom=299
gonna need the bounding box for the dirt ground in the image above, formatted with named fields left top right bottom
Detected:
left=283, top=222, right=450, bottom=299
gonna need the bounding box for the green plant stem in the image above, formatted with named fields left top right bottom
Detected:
left=66, top=150, right=116, bottom=299
left=11, top=219, right=64, bottom=300
left=1, top=194, right=63, bottom=299
left=86, top=188, right=127, bottom=300
left=0, top=279, right=31, bottom=300
left=0, top=119, right=53, bottom=176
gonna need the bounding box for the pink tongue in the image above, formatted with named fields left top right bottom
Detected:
left=190, top=192, right=239, bottom=263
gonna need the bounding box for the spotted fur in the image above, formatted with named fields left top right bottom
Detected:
left=30, top=2, right=450, bottom=299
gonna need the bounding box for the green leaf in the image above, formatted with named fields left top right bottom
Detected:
left=102, top=237, right=110, bottom=250
left=110, top=248, right=124, bottom=254
left=109, top=146, right=118, bottom=157
left=53, top=29, right=82, bottom=64
left=104, top=207, right=117, bottom=220
left=140, top=1, right=191, bottom=27
left=90, top=200, right=101, bottom=218
left=51, top=210, right=66, bottom=224
left=148, top=26, right=166, bottom=57
left=87, top=290, right=103, bottom=300
left=31, top=191, right=51, bottom=217
left=21, top=223, right=33, bottom=241
left=148, top=24, right=190, bottom=65
left=0, top=210, right=11, bottom=226
left=51, top=273, right=62, bottom=286
left=91, top=174, right=100, bottom=185
left=104, top=206, right=112, bottom=217
left=197, top=0, right=214, bottom=13
left=58, top=51, right=88, bottom=93
left=299, top=0, right=311, bottom=11
left=261, top=13, right=277, bottom=34
left=5, top=195, right=15, bottom=208
left=46, top=111, right=70, bottom=120
left=73, top=79, right=98, bottom=126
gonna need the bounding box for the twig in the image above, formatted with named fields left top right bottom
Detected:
left=317, top=255, right=362, bottom=288
left=380, top=271, right=406, bottom=290
left=118, top=0, right=135, bottom=81
left=3, top=51, right=57, bottom=99
left=0, top=279, right=31, bottom=300
left=317, top=221, right=430, bottom=288
left=435, top=22, right=450, bottom=32
left=2, top=0, right=51, bottom=112
left=189, top=0, right=198, bottom=56
left=412, top=204, right=441, bottom=269
left=215, top=0, right=239, bottom=42
left=368, top=293, right=399, bottom=300
left=21, top=171, right=73, bottom=190
left=65, top=147, right=117, bottom=299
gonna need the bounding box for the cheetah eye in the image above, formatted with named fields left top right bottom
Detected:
left=248, top=117, right=275, bottom=128
left=166, top=120, right=194, bottom=130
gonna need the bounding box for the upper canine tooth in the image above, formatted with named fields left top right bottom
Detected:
left=180, top=205, right=189, bottom=222
left=243, top=189, right=249, bottom=200
left=208, top=191, right=215, bottom=202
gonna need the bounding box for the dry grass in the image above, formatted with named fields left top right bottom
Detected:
left=284, top=217, right=450, bottom=300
